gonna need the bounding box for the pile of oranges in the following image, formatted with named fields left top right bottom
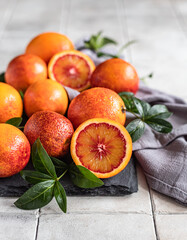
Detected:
left=0, top=32, right=139, bottom=179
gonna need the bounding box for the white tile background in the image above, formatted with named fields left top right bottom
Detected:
left=0, top=0, right=187, bottom=239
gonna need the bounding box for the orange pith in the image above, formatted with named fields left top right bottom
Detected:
left=71, top=118, right=132, bottom=178
left=48, top=50, right=95, bottom=91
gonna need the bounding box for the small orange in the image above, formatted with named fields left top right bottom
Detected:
left=71, top=118, right=132, bottom=178
left=48, top=50, right=95, bottom=91
left=0, top=124, right=30, bottom=178
left=91, top=58, right=139, bottom=94
left=24, top=79, right=68, bottom=117
left=25, top=32, right=74, bottom=63
left=67, top=87, right=126, bottom=129
left=24, top=111, right=74, bottom=158
left=5, top=54, right=47, bottom=92
left=0, top=82, right=23, bottom=123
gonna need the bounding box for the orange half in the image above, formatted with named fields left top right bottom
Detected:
left=48, top=50, right=95, bottom=91
left=70, top=118, right=132, bottom=178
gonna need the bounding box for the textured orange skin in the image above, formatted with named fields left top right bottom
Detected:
left=0, top=124, right=31, bottom=178
left=90, top=58, right=139, bottom=94
left=24, top=79, right=69, bottom=117
left=24, top=111, right=74, bottom=157
left=25, top=32, right=74, bottom=63
left=5, top=54, right=47, bottom=92
left=0, top=82, right=23, bottom=123
left=67, top=87, right=126, bottom=129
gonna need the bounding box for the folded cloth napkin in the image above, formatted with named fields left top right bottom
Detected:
left=134, top=82, right=187, bottom=206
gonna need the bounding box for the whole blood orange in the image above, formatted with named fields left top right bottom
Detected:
left=0, top=124, right=30, bottom=178
left=25, top=32, right=74, bottom=63
left=71, top=118, right=132, bottom=178
left=0, top=82, right=23, bottom=123
left=48, top=50, right=95, bottom=91
left=91, top=58, right=139, bottom=94
left=67, top=87, right=126, bottom=129
left=24, top=111, right=74, bottom=158
left=24, top=79, right=68, bottom=117
left=5, top=54, right=47, bottom=92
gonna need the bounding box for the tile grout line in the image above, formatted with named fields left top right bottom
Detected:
left=0, top=0, right=18, bottom=41
left=117, top=0, right=132, bottom=63
left=34, top=209, right=41, bottom=240
left=148, top=187, right=159, bottom=240
left=170, top=0, right=187, bottom=39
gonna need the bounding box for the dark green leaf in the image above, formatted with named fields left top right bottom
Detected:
left=14, top=180, right=55, bottom=210
left=119, top=92, right=134, bottom=97
left=54, top=181, right=67, bottom=213
left=126, top=119, right=145, bottom=142
left=6, top=117, right=22, bottom=127
left=84, top=31, right=117, bottom=51
left=133, top=98, right=145, bottom=118
left=20, top=170, right=53, bottom=184
left=51, top=157, right=68, bottom=173
left=69, top=163, right=104, bottom=188
left=0, top=72, right=5, bottom=82
left=119, top=92, right=138, bottom=113
left=32, top=139, right=57, bottom=178
left=145, top=118, right=173, bottom=133
left=97, top=52, right=118, bottom=58
left=146, top=105, right=172, bottom=120
left=140, top=101, right=151, bottom=117
left=19, top=90, right=24, bottom=99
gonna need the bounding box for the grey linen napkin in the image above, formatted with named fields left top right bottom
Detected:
left=134, top=82, right=187, bottom=206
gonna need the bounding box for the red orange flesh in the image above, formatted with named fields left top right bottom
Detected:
left=48, top=50, right=95, bottom=91
left=71, top=118, right=132, bottom=178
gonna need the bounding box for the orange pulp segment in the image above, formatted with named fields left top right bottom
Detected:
left=71, top=118, right=132, bottom=178
left=48, top=50, right=95, bottom=91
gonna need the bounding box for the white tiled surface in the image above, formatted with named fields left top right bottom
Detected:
left=0, top=0, right=187, bottom=239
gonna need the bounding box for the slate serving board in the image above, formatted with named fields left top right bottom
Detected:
left=0, top=157, right=137, bottom=197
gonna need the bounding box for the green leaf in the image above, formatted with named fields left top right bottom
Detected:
left=126, top=119, right=145, bottom=142
left=0, top=72, right=5, bottom=82
left=117, top=40, right=137, bottom=56
left=54, top=181, right=67, bottom=213
left=20, top=170, right=54, bottom=184
left=69, top=163, right=104, bottom=188
left=97, top=52, right=118, bottom=58
left=6, top=117, right=22, bottom=127
left=146, top=105, right=172, bottom=120
left=32, top=139, right=57, bottom=178
left=133, top=98, right=145, bottom=118
left=145, top=118, right=173, bottom=133
left=51, top=157, right=68, bottom=173
left=19, top=90, right=24, bottom=99
left=119, top=92, right=134, bottom=97
left=14, top=180, right=55, bottom=210
left=119, top=92, right=138, bottom=113
left=140, top=101, right=151, bottom=116
left=84, top=31, right=117, bottom=51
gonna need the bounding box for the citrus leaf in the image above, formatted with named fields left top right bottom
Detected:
left=14, top=180, right=55, bottom=210
left=20, top=170, right=54, bottom=184
left=51, top=157, right=68, bottom=173
left=97, top=52, right=118, bottom=58
left=6, top=117, right=23, bottom=127
left=117, top=40, right=137, bottom=56
left=54, top=181, right=67, bottom=213
left=133, top=98, right=145, bottom=118
left=126, top=119, right=145, bottom=142
left=146, top=104, right=172, bottom=120
left=19, top=90, right=24, bottom=99
left=0, top=72, right=5, bottom=82
left=32, top=139, right=57, bottom=178
left=69, top=163, right=104, bottom=188
left=145, top=118, right=173, bottom=133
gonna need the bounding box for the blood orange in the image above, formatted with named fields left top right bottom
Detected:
left=48, top=50, right=95, bottom=91
left=71, top=118, right=132, bottom=178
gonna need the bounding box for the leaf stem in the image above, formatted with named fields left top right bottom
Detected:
left=57, top=169, right=68, bottom=181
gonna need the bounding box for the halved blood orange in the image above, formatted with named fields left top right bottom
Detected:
left=71, top=118, right=132, bottom=178
left=48, top=50, right=95, bottom=91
